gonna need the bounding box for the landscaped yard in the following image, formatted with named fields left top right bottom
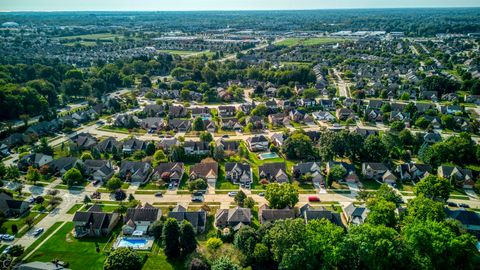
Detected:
left=27, top=222, right=113, bottom=270
left=1, top=212, right=46, bottom=236
left=66, top=204, right=84, bottom=214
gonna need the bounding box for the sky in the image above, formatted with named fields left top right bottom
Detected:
left=1, top=0, right=480, bottom=11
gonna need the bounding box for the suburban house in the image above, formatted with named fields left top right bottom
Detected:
left=293, top=162, right=324, bottom=184
left=225, top=163, right=253, bottom=185
left=362, top=163, right=397, bottom=184
left=438, top=165, right=474, bottom=188
left=396, top=162, right=432, bottom=181
left=353, top=127, right=379, bottom=138
left=246, top=116, right=265, bottom=130
left=299, top=204, right=344, bottom=227
left=258, top=204, right=296, bottom=224
left=445, top=208, right=480, bottom=236
left=221, top=118, right=243, bottom=131
left=169, top=119, right=192, bottom=132
left=150, top=162, right=185, bottom=183
left=258, top=162, right=288, bottom=183
left=119, top=161, right=152, bottom=183
left=190, top=107, right=211, bottom=119
left=168, top=204, right=207, bottom=233
left=18, top=153, right=53, bottom=171
left=424, top=132, right=442, bottom=144
left=343, top=203, right=369, bottom=225
left=215, top=207, right=252, bottom=230
left=156, top=138, right=179, bottom=152
left=246, top=135, right=269, bottom=152
left=70, top=133, right=97, bottom=150
left=123, top=203, right=162, bottom=236
left=312, top=111, right=336, bottom=122
left=83, top=159, right=115, bottom=182
left=326, top=161, right=359, bottom=183
left=268, top=113, right=290, bottom=126
left=95, top=137, right=120, bottom=154
left=49, top=157, right=80, bottom=176
left=218, top=105, right=236, bottom=117
left=215, top=139, right=240, bottom=153
left=335, top=108, right=355, bottom=121
left=143, top=104, right=164, bottom=117
left=169, top=105, right=188, bottom=118
left=203, top=119, right=216, bottom=132
left=184, top=141, right=210, bottom=155
left=270, top=133, right=285, bottom=148
left=0, top=192, right=30, bottom=217
left=122, top=138, right=147, bottom=154
left=189, top=160, right=218, bottom=186
left=72, top=204, right=120, bottom=238
left=139, top=117, right=165, bottom=131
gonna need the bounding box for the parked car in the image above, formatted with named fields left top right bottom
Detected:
left=222, top=134, right=230, bottom=138
left=459, top=203, right=470, bottom=208
left=447, top=202, right=458, bottom=207
left=191, top=195, right=204, bottom=202
left=154, top=192, right=163, bottom=197
left=308, top=196, right=320, bottom=202
left=2, top=246, right=11, bottom=254
left=33, top=228, right=44, bottom=236
left=258, top=192, right=265, bottom=197
left=1, top=234, right=14, bottom=241
left=228, top=191, right=238, bottom=197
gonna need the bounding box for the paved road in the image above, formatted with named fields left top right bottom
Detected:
left=332, top=68, right=350, bottom=98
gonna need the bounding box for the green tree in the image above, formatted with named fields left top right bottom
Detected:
left=193, top=117, right=205, bottom=131
left=302, top=88, right=319, bottom=99
left=153, top=149, right=167, bottom=166
left=180, top=220, right=197, bottom=255
left=414, top=175, right=452, bottom=202
left=253, top=243, right=270, bottom=263
left=234, top=190, right=247, bottom=207
left=199, top=132, right=213, bottom=143
left=80, top=152, right=93, bottom=161
left=36, top=137, right=53, bottom=156
left=149, top=220, right=163, bottom=239
left=390, top=121, right=405, bottom=132
left=366, top=198, right=397, bottom=228
left=26, top=166, right=41, bottom=184
left=265, top=219, right=306, bottom=265
left=405, top=196, right=445, bottom=222
left=145, top=142, right=156, bottom=156
left=170, top=146, right=185, bottom=162
left=163, top=218, right=181, bottom=259
left=103, top=247, right=143, bottom=270
left=206, top=237, right=223, bottom=250
left=282, top=131, right=316, bottom=160
left=250, top=104, right=268, bottom=117
left=106, top=176, right=123, bottom=191
left=441, top=114, right=455, bottom=130
left=265, top=183, right=299, bottom=209
left=362, top=135, right=388, bottom=162
left=63, top=168, right=84, bottom=187
left=233, top=226, right=257, bottom=257
left=211, top=257, right=240, bottom=270
left=305, top=219, right=345, bottom=269
left=326, top=165, right=346, bottom=187
left=415, top=117, right=430, bottom=129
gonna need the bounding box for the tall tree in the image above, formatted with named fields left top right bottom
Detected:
left=180, top=220, right=197, bottom=255
left=162, top=218, right=181, bottom=259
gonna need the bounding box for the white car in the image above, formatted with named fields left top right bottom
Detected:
left=33, top=228, right=44, bottom=236
left=228, top=191, right=238, bottom=197
left=2, top=234, right=14, bottom=241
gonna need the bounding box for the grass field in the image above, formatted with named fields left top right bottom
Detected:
left=1, top=212, right=45, bottom=236
left=66, top=204, right=84, bottom=214
left=158, top=49, right=214, bottom=57
left=276, top=37, right=350, bottom=47
left=60, top=33, right=122, bottom=41
left=28, top=222, right=111, bottom=270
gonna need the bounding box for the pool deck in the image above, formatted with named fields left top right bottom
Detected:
left=113, top=236, right=154, bottom=251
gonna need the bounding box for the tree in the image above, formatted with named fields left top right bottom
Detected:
left=265, top=183, right=299, bottom=209
left=265, top=219, right=306, bottom=266
left=305, top=219, right=345, bottom=269
left=11, top=224, right=18, bottom=235
left=103, top=247, right=143, bottom=270
left=83, top=195, right=91, bottom=205
left=414, top=175, right=452, bottom=202
left=362, top=135, right=388, bottom=162
left=5, top=166, right=20, bottom=181
left=366, top=198, right=397, bottom=228
left=189, top=258, right=209, bottom=270
left=405, top=196, right=445, bottom=222
left=253, top=243, right=270, bottom=263
left=199, top=132, right=213, bottom=143
left=193, top=117, right=205, bottom=131
left=80, top=152, right=93, bottom=161
left=36, top=137, right=53, bottom=156
left=415, top=117, right=430, bottom=129
left=282, top=131, right=316, bottom=160
left=340, top=223, right=408, bottom=270
left=250, top=104, right=268, bottom=117
left=234, top=190, right=247, bottom=207
left=390, top=121, right=405, bottom=132
left=326, top=165, right=346, bottom=187
left=63, top=168, right=84, bottom=187
left=302, top=88, right=319, bottom=99
left=244, top=197, right=255, bottom=209
left=211, top=257, right=240, bottom=270
left=153, top=149, right=167, bottom=166
left=213, top=145, right=225, bottom=161
left=170, top=145, right=186, bottom=162
left=180, top=220, right=197, bottom=255
left=145, top=142, right=156, bottom=156
left=441, top=114, right=455, bottom=130
left=149, top=220, right=163, bottom=239
left=106, top=176, right=123, bottom=191
left=188, top=179, right=208, bottom=191
left=140, top=75, right=152, bottom=88
left=26, top=166, right=41, bottom=184
left=163, top=218, right=181, bottom=259
left=8, top=245, right=24, bottom=257
left=234, top=226, right=257, bottom=259
left=403, top=220, right=478, bottom=270
left=206, top=237, right=223, bottom=250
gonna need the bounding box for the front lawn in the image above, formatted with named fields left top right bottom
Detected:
left=142, top=248, right=186, bottom=270
left=1, top=212, right=45, bottom=236
left=27, top=222, right=112, bottom=270
left=66, top=204, right=84, bottom=214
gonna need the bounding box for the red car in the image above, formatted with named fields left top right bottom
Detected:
left=308, top=196, right=320, bottom=202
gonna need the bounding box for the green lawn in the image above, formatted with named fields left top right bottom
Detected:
left=157, top=49, right=214, bottom=57
left=60, top=33, right=122, bottom=41
left=66, top=204, right=84, bottom=214
left=142, top=248, right=186, bottom=270
left=22, top=221, right=65, bottom=258
left=28, top=222, right=111, bottom=270
left=276, top=37, right=350, bottom=47
left=1, top=212, right=45, bottom=236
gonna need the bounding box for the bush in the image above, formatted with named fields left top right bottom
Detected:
left=206, top=237, right=223, bottom=250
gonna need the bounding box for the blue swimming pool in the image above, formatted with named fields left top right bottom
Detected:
left=116, top=238, right=148, bottom=249
left=258, top=152, right=279, bottom=160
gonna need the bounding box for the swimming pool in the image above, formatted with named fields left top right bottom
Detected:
left=258, top=152, right=279, bottom=160
left=114, top=237, right=152, bottom=250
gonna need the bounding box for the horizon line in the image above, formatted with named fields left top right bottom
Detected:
left=1, top=6, right=480, bottom=13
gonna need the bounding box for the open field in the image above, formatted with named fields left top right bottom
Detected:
left=157, top=49, right=214, bottom=57
left=60, top=33, right=122, bottom=41
left=276, top=37, right=351, bottom=47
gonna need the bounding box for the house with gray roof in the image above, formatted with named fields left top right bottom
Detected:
left=258, top=204, right=296, bottom=224
left=119, top=161, right=152, bottom=183
left=343, top=203, right=369, bottom=225
left=168, top=204, right=207, bottom=233
left=150, top=162, right=185, bottom=183
left=83, top=159, right=114, bottom=182
left=225, top=163, right=252, bottom=185
left=123, top=203, right=161, bottom=235
left=259, top=162, right=288, bottom=183
left=293, top=162, right=324, bottom=184
left=299, top=204, right=344, bottom=227
left=438, top=165, right=474, bottom=189
left=215, top=207, right=252, bottom=230
left=0, top=192, right=30, bottom=217
left=72, top=204, right=119, bottom=238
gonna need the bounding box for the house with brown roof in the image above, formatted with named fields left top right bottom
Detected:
left=72, top=204, right=120, bottom=238
left=258, top=204, right=295, bottom=224
left=189, top=160, right=218, bottom=186
left=150, top=162, right=185, bottom=183
left=215, top=207, right=252, bottom=230
left=362, top=163, right=397, bottom=185
left=122, top=203, right=161, bottom=235
left=169, top=105, right=188, bottom=118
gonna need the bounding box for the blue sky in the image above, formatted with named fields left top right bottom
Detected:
left=1, top=0, right=479, bottom=11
